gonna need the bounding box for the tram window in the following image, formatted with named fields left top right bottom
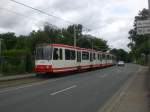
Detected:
left=96, top=54, right=97, bottom=60
left=93, top=53, right=96, bottom=60
left=96, top=54, right=98, bottom=60
left=53, top=48, right=59, bottom=60
left=70, top=50, right=76, bottom=60
left=110, top=56, right=112, bottom=60
left=107, top=55, right=110, bottom=60
left=65, top=49, right=70, bottom=60
left=82, top=52, right=89, bottom=60
left=100, top=54, right=102, bottom=61
left=99, top=54, right=101, bottom=61
left=44, top=47, right=49, bottom=60
left=77, top=51, right=81, bottom=62
left=102, top=54, right=105, bottom=60
left=36, top=46, right=52, bottom=60
left=90, top=52, right=93, bottom=62
left=36, top=47, right=43, bottom=60
left=59, top=49, right=63, bottom=60
left=98, top=54, right=100, bottom=60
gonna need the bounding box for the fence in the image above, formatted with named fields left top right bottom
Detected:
left=0, top=55, right=35, bottom=75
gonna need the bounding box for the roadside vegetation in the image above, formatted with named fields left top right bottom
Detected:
left=128, top=8, right=149, bottom=65
left=110, top=48, right=131, bottom=63
left=1, top=9, right=145, bottom=75
left=0, top=24, right=109, bottom=75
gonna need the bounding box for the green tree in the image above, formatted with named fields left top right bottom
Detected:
left=0, top=23, right=110, bottom=74
left=0, top=32, right=17, bottom=50
left=110, top=49, right=130, bottom=62
left=128, top=8, right=149, bottom=65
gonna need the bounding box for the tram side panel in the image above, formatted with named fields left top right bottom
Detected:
left=80, top=50, right=91, bottom=70
left=52, top=47, right=78, bottom=73
left=35, top=44, right=116, bottom=74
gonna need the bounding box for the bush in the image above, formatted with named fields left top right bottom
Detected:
left=0, top=49, right=34, bottom=75
left=1, top=57, right=26, bottom=75
left=1, top=49, right=30, bottom=57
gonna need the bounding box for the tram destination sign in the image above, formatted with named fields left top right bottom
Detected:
left=136, top=20, right=150, bottom=35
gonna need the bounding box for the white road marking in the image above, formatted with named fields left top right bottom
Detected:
left=99, top=74, right=107, bottom=78
left=50, top=85, right=77, bottom=95
left=99, top=75, right=106, bottom=78
left=0, top=79, right=61, bottom=95
left=116, top=70, right=120, bottom=73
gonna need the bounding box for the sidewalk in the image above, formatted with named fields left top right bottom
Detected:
left=0, top=73, right=35, bottom=82
left=99, top=66, right=149, bottom=112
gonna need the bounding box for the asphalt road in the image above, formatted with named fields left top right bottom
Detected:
left=0, top=64, right=140, bottom=112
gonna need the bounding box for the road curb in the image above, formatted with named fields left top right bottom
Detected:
left=0, top=74, right=36, bottom=82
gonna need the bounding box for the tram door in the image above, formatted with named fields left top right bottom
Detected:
left=77, top=51, right=81, bottom=62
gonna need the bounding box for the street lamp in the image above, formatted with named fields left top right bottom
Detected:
left=148, top=0, right=150, bottom=70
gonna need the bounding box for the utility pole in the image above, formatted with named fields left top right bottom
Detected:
left=74, top=25, right=76, bottom=47
left=148, top=0, right=150, bottom=70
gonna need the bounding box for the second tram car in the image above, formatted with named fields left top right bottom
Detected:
left=35, top=44, right=116, bottom=74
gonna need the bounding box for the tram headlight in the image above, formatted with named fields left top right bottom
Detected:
left=46, top=65, right=51, bottom=69
left=46, top=65, right=49, bottom=69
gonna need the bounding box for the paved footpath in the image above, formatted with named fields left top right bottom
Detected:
left=0, top=73, right=35, bottom=81
left=99, top=66, right=149, bottom=112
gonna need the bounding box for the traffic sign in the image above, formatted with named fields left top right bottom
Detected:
left=136, top=20, right=150, bottom=28
left=137, top=27, right=150, bottom=35
left=136, top=20, right=150, bottom=35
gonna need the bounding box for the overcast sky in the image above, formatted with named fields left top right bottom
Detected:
left=0, top=0, right=148, bottom=51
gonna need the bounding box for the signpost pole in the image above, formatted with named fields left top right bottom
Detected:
left=148, top=0, right=150, bottom=10
left=0, top=39, right=1, bottom=56
left=148, top=0, right=150, bottom=70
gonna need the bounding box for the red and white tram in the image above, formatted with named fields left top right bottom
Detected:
left=34, top=44, right=116, bottom=74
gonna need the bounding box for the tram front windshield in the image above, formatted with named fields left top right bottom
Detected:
left=36, top=46, right=52, bottom=60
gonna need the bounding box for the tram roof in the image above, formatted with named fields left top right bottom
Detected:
left=36, top=43, right=113, bottom=55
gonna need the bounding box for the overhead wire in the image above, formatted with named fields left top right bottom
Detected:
left=0, top=7, right=60, bottom=30
left=0, top=6, right=107, bottom=50
left=0, top=0, right=109, bottom=52
left=9, top=0, right=91, bottom=32
left=1, top=0, right=104, bottom=43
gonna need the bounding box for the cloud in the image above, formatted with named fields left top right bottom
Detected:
left=0, top=0, right=148, bottom=51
